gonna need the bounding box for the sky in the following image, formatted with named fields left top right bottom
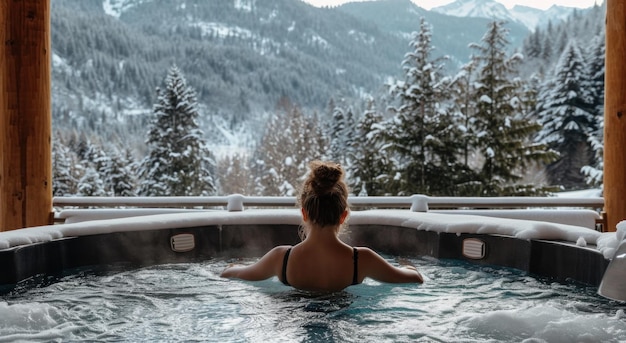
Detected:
left=302, top=0, right=602, bottom=10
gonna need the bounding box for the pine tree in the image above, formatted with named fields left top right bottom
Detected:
left=72, top=133, right=97, bottom=165
left=104, top=147, right=137, bottom=196
left=348, top=99, right=397, bottom=196
left=386, top=18, right=466, bottom=195
left=524, top=28, right=542, bottom=60
left=70, top=135, right=114, bottom=195
left=139, top=65, right=216, bottom=196
left=451, top=57, right=480, bottom=171
left=587, top=33, right=606, bottom=117
left=90, top=143, right=112, bottom=190
left=52, top=139, right=78, bottom=196
left=470, top=21, right=556, bottom=196
left=328, top=102, right=358, bottom=168
left=581, top=32, right=606, bottom=187
left=541, top=22, right=555, bottom=62
left=582, top=33, right=605, bottom=188
left=329, top=104, right=347, bottom=165
left=582, top=119, right=604, bottom=188
left=536, top=40, right=596, bottom=190
left=78, top=166, right=106, bottom=196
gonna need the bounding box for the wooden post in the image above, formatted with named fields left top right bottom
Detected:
left=0, top=0, right=52, bottom=231
left=604, top=0, right=626, bottom=232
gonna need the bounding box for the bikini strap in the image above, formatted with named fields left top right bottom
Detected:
left=282, top=247, right=292, bottom=286
left=352, top=247, right=359, bottom=285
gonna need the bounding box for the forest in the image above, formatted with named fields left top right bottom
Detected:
left=52, top=2, right=606, bottom=198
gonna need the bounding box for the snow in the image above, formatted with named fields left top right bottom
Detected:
left=0, top=210, right=296, bottom=251
left=234, top=0, right=254, bottom=12
left=461, top=305, right=623, bottom=342
left=348, top=30, right=375, bottom=45
left=51, top=53, right=72, bottom=74
left=190, top=22, right=254, bottom=40
left=308, top=33, right=329, bottom=49
left=432, top=0, right=515, bottom=25
left=597, top=223, right=626, bottom=260
left=431, top=0, right=580, bottom=31
left=479, top=95, right=492, bottom=104
left=617, top=221, right=626, bottom=242
left=102, top=0, right=153, bottom=18
left=485, top=147, right=495, bottom=157
left=555, top=188, right=602, bottom=198
left=433, top=209, right=600, bottom=229
left=1, top=208, right=621, bottom=260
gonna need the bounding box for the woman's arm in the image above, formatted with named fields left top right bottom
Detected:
left=220, top=246, right=289, bottom=281
left=359, top=248, right=424, bottom=284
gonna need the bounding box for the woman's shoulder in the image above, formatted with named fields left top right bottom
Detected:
left=353, top=247, right=393, bottom=266
left=354, top=246, right=377, bottom=256
left=255, top=245, right=293, bottom=264
left=269, top=245, right=292, bottom=255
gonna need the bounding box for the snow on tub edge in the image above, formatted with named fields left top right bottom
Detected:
left=0, top=210, right=623, bottom=260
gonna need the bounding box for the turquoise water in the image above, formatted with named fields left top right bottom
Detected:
left=1, top=257, right=625, bottom=342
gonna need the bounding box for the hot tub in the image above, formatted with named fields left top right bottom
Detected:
left=1, top=208, right=625, bottom=341
left=0, top=209, right=615, bottom=287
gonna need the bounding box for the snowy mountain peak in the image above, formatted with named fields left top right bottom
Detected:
left=431, top=0, right=581, bottom=31
left=432, top=0, right=513, bottom=21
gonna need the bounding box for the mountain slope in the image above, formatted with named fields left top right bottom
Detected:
left=338, top=0, right=530, bottom=66
left=51, top=0, right=538, bottom=141
left=52, top=0, right=407, bottom=124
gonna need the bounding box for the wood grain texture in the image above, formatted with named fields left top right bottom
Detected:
left=604, top=0, right=626, bottom=232
left=0, top=0, right=52, bottom=231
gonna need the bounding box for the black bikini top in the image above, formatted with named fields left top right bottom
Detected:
left=281, top=247, right=359, bottom=287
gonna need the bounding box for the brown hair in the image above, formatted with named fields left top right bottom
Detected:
left=299, top=161, right=349, bottom=228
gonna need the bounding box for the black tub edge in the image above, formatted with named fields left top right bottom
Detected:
left=0, top=224, right=609, bottom=290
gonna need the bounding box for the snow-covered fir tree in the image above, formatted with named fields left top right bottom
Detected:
left=52, top=139, right=79, bottom=196
left=521, top=2, right=605, bottom=80
left=450, top=56, right=482, bottom=186
left=582, top=119, right=604, bottom=188
left=90, top=143, right=110, bottom=180
left=53, top=132, right=91, bottom=196
left=470, top=21, right=556, bottom=196
left=78, top=166, right=106, bottom=196
left=52, top=130, right=140, bottom=197
left=328, top=102, right=358, bottom=168
left=582, top=33, right=605, bottom=188
left=535, top=40, right=596, bottom=190
left=587, top=33, right=606, bottom=118
left=103, top=147, right=137, bottom=196
left=386, top=18, right=467, bottom=195
left=72, top=133, right=93, bottom=163
left=348, top=99, right=397, bottom=196
left=329, top=104, right=346, bottom=165
left=139, top=65, right=216, bottom=196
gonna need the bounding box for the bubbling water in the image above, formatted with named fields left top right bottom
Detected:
left=1, top=258, right=625, bottom=342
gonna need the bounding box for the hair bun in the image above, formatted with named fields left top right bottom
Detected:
left=310, top=161, right=343, bottom=193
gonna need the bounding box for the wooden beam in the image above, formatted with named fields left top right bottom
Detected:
left=0, top=0, right=52, bottom=231
left=604, top=0, right=626, bottom=232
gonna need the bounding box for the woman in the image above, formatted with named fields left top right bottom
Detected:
left=220, top=161, right=423, bottom=292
